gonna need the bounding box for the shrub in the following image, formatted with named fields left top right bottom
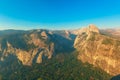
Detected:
left=102, top=38, right=113, bottom=45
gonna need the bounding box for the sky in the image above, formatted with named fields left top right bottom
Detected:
left=0, top=0, right=120, bottom=30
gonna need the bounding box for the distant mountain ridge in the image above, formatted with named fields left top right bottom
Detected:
left=0, top=24, right=120, bottom=78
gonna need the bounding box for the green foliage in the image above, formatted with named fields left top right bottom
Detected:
left=102, top=38, right=113, bottom=45
left=2, top=34, right=29, bottom=50
left=0, top=52, right=111, bottom=80
left=0, top=74, right=3, bottom=80
left=116, top=41, right=120, bottom=46
left=37, top=78, right=43, bottom=80
left=0, top=39, right=7, bottom=50
left=27, top=43, right=37, bottom=50
left=0, top=33, right=37, bottom=51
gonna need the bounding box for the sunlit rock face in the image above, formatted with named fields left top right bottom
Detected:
left=0, top=29, right=75, bottom=66
left=70, top=24, right=99, bottom=35
left=0, top=24, right=120, bottom=76
left=88, top=24, right=99, bottom=33
left=0, top=30, right=55, bottom=66
left=74, top=25, right=120, bottom=76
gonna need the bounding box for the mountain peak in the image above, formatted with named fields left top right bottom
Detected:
left=73, top=24, right=99, bottom=35
left=74, top=25, right=120, bottom=75
left=88, top=24, right=99, bottom=33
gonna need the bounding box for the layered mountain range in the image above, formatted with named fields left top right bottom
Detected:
left=0, top=24, right=120, bottom=79
left=0, top=29, right=75, bottom=65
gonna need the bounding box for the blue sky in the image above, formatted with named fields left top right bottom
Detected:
left=0, top=0, right=120, bottom=30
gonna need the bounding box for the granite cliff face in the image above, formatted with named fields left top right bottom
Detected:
left=0, top=30, right=54, bottom=65
left=0, top=25, right=120, bottom=76
left=70, top=24, right=99, bottom=35
left=0, top=30, right=75, bottom=66
left=74, top=25, right=120, bottom=75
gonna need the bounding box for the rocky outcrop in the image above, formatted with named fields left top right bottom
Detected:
left=0, top=29, right=75, bottom=66
left=1, top=24, right=119, bottom=76
left=0, top=30, right=54, bottom=66
left=70, top=24, right=99, bottom=35
left=74, top=25, right=120, bottom=75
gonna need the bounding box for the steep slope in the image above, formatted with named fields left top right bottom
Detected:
left=0, top=27, right=113, bottom=80
left=0, top=53, right=111, bottom=80
left=0, top=30, right=75, bottom=66
left=74, top=25, right=120, bottom=76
